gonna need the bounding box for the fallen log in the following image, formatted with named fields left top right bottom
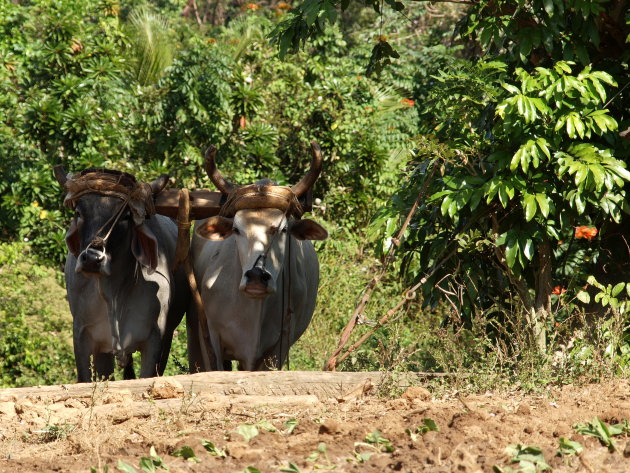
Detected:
left=0, top=371, right=450, bottom=401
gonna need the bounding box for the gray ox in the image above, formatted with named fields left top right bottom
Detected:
left=191, top=143, right=328, bottom=371
left=54, top=167, right=189, bottom=382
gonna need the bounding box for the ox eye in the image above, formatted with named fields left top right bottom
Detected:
left=281, top=227, right=288, bottom=233
left=232, top=227, right=240, bottom=235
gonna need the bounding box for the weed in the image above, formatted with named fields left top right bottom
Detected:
left=493, top=444, right=551, bottom=473
left=171, top=446, right=200, bottom=463
left=33, top=422, right=75, bottom=443
left=405, top=418, right=439, bottom=441
left=283, top=418, right=299, bottom=434
left=574, top=417, right=630, bottom=452
left=556, top=438, right=583, bottom=456
left=200, top=439, right=227, bottom=457
left=233, top=423, right=259, bottom=442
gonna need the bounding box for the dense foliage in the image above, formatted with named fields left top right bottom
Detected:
left=0, top=0, right=417, bottom=266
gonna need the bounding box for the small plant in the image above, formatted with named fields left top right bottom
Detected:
left=574, top=417, right=630, bottom=452
left=139, top=447, right=169, bottom=472
left=279, top=462, right=302, bottom=473
left=171, top=446, right=200, bottom=463
left=201, top=439, right=227, bottom=458
left=283, top=418, right=299, bottom=434
left=34, top=422, right=75, bottom=443
left=257, top=419, right=277, bottom=432
left=234, top=467, right=262, bottom=473
left=363, top=430, right=394, bottom=453
left=556, top=438, right=583, bottom=456
left=493, top=444, right=551, bottom=473
left=233, top=423, right=260, bottom=442
left=305, top=442, right=336, bottom=470
left=405, top=418, right=439, bottom=441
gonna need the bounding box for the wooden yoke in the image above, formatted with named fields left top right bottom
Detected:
left=172, top=188, right=217, bottom=371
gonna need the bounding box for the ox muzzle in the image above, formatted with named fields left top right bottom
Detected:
left=242, top=255, right=273, bottom=298
left=75, top=242, right=112, bottom=277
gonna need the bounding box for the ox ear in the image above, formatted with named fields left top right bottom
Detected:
left=289, top=219, right=328, bottom=241
left=132, top=224, right=158, bottom=273
left=65, top=218, right=81, bottom=257
left=195, top=216, right=234, bottom=240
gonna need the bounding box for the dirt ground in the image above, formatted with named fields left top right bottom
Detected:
left=0, top=374, right=628, bottom=473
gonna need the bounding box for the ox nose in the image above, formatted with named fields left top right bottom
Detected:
left=80, top=248, right=105, bottom=264
left=77, top=247, right=109, bottom=276
left=244, top=267, right=271, bottom=285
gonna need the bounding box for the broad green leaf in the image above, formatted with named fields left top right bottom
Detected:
left=284, top=418, right=299, bottom=434
left=171, top=446, right=200, bottom=463
left=576, top=291, right=591, bottom=303
left=505, top=238, right=519, bottom=268
left=557, top=438, right=583, bottom=456
left=201, top=440, right=227, bottom=458
left=522, top=238, right=534, bottom=261
left=234, top=424, right=259, bottom=442
left=535, top=194, right=549, bottom=218
left=612, top=282, right=625, bottom=297
left=523, top=194, right=537, bottom=221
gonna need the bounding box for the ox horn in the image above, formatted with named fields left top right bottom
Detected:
left=53, top=165, right=68, bottom=187
left=291, top=141, right=324, bottom=197
left=204, top=145, right=235, bottom=194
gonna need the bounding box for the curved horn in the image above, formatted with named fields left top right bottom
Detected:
left=204, top=145, right=235, bottom=194
left=149, top=174, right=169, bottom=195
left=291, top=141, right=324, bottom=197
left=53, top=165, right=68, bottom=187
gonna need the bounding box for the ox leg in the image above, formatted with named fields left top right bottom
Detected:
left=186, top=303, right=206, bottom=373
left=74, top=328, right=105, bottom=383
left=123, top=356, right=136, bottom=380
left=157, top=333, right=174, bottom=376
left=93, top=352, right=115, bottom=381
left=139, top=330, right=162, bottom=378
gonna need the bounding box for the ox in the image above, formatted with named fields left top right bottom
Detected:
left=191, top=143, right=328, bottom=371
left=54, top=167, right=190, bottom=382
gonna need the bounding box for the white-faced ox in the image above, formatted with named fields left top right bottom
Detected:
left=191, top=143, right=328, bottom=371
left=54, top=167, right=189, bottom=382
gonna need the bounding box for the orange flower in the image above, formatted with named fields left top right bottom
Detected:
left=276, top=2, right=292, bottom=9
left=246, top=3, right=260, bottom=9
left=551, top=286, right=566, bottom=295
left=575, top=226, right=598, bottom=240
left=401, top=98, right=415, bottom=107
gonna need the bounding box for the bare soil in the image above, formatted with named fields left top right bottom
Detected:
left=0, top=373, right=628, bottom=473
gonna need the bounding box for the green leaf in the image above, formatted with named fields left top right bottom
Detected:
left=505, top=238, right=519, bottom=268
left=284, top=418, right=299, bottom=434
left=523, top=194, right=538, bottom=221
left=558, top=437, right=584, bottom=455
left=535, top=194, right=549, bottom=218
left=522, top=238, right=534, bottom=261
left=234, top=424, right=259, bottom=442
left=257, top=420, right=278, bottom=432
left=279, top=462, right=302, bottom=473
left=171, top=446, right=200, bottom=463
left=139, top=458, right=156, bottom=473
left=575, top=417, right=619, bottom=452
left=576, top=291, right=591, bottom=304
left=612, top=282, right=625, bottom=297
left=201, top=440, right=227, bottom=458
left=117, top=461, right=138, bottom=473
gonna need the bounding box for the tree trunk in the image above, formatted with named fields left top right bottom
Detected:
left=530, top=237, right=552, bottom=353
